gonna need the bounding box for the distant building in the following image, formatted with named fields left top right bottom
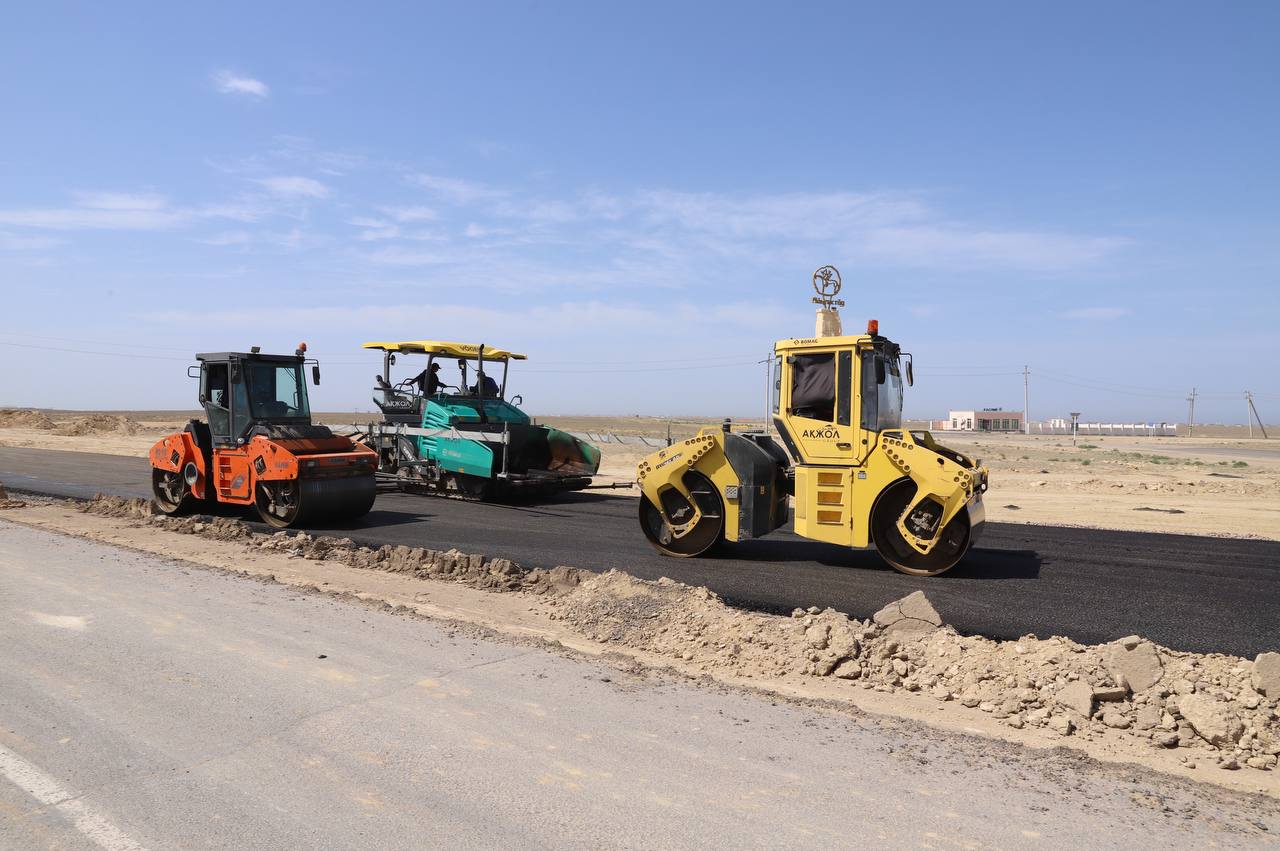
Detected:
left=945, top=408, right=1024, bottom=432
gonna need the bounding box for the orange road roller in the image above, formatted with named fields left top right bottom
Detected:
left=149, top=345, right=377, bottom=528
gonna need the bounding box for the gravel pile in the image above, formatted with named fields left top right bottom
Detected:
left=551, top=570, right=1280, bottom=773
left=82, top=495, right=587, bottom=595
left=81, top=494, right=1280, bottom=773
left=0, top=409, right=56, bottom=430
left=52, top=414, right=142, bottom=436
left=0, top=480, right=27, bottom=509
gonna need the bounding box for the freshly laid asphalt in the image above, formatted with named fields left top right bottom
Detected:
left=2, top=446, right=1277, bottom=657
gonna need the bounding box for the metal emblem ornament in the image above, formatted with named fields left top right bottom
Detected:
left=811, top=265, right=845, bottom=309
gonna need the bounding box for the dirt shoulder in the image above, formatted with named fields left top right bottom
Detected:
left=1, top=495, right=1277, bottom=801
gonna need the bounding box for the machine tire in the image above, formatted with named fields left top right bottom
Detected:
left=639, top=470, right=724, bottom=558
left=870, top=478, right=972, bottom=577
left=152, top=467, right=195, bottom=515
left=255, top=479, right=303, bottom=528
left=254, top=474, right=378, bottom=529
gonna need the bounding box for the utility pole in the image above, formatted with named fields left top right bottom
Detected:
left=1246, top=391, right=1269, bottom=439
left=1247, top=391, right=1253, bottom=439
left=1023, top=365, right=1030, bottom=435
left=1186, top=388, right=1197, bottom=437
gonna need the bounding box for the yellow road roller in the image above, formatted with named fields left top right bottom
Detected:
left=636, top=266, right=988, bottom=576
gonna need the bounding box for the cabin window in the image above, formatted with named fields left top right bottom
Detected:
left=790, top=353, right=835, bottom=422
left=201, top=363, right=231, bottom=437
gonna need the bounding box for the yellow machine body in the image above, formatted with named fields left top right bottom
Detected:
left=637, top=330, right=989, bottom=576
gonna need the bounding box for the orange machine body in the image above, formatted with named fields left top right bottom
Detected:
left=149, top=432, right=376, bottom=506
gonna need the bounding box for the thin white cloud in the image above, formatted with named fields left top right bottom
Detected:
left=256, top=176, right=329, bottom=198
left=73, top=192, right=168, bottom=211
left=0, top=191, right=272, bottom=232
left=367, top=247, right=453, bottom=266
left=0, top=193, right=189, bottom=230
left=860, top=225, right=1128, bottom=273
left=379, top=205, right=438, bottom=222
left=141, top=298, right=792, bottom=341
left=1063, top=306, right=1130, bottom=320
left=213, top=70, right=269, bottom=99
left=0, top=232, right=64, bottom=251
left=389, top=180, right=1122, bottom=274
left=199, top=230, right=252, bottom=246
left=408, top=173, right=506, bottom=205
left=348, top=217, right=399, bottom=241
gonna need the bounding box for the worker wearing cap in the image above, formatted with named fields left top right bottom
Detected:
left=410, top=362, right=444, bottom=395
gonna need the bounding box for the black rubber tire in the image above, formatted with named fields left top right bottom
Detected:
left=639, top=470, right=724, bottom=558
left=871, top=478, right=971, bottom=577
left=152, top=468, right=193, bottom=516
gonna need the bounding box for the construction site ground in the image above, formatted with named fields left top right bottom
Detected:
left=0, top=512, right=1277, bottom=849
left=1, top=444, right=1277, bottom=658
left=1, top=409, right=1277, bottom=540
left=2, top=410, right=1279, bottom=844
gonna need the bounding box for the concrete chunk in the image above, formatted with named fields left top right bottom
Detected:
left=1103, top=638, right=1164, bottom=694
left=1252, top=652, right=1280, bottom=698
left=1177, top=694, right=1244, bottom=746
left=1056, top=680, right=1095, bottom=718
left=872, top=591, right=942, bottom=636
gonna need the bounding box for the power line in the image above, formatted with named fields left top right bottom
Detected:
left=0, top=341, right=190, bottom=361
left=522, top=359, right=763, bottom=375
left=0, top=331, right=195, bottom=353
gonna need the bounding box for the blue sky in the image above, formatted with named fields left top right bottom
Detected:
left=1, top=2, right=1276, bottom=423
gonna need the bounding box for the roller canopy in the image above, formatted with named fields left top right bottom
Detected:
left=361, top=340, right=527, bottom=360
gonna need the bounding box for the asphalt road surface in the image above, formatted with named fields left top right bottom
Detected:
left=3, top=524, right=1275, bottom=849
left=2, top=446, right=1278, bottom=657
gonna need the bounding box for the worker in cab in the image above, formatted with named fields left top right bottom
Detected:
left=410, top=362, right=444, bottom=395
left=474, top=369, right=499, bottom=398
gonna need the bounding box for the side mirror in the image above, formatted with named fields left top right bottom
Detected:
left=312, top=365, right=321, bottom=385
left=389, top=354, right=396, bottom=366
left=511, top=394, right=523, bottom=406
left=905, top=360, right=914, bottom=387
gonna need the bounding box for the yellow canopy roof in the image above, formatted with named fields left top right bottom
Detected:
left=361, top=340, right=527, bottom=361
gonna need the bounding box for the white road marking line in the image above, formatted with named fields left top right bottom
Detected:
left=29, top=611, right=91, bottom=630
left=0, top=743, right=145, bottom=851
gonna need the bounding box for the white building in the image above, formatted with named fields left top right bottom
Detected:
left=945, top=409, right=1024, bottom=432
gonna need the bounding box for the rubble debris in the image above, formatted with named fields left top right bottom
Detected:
left=871, top=591, right=942, bottom=635
left=0, top=481, right=27, bottom=509
left=0, top=409, right=56, bottom=430
left=1057, top=680, right=1095, bottom=718
left=1254, top=652, right=1280, bottom=698
left=70, top=493, right=1280, bottom=774
left=1177, top=694, right=1245, bottom=747
left=52, top=414, right=141, bottom=436
left=1104, top=636, right=1164, bottom=693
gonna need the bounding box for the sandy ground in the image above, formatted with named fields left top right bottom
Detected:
left=2, top=497, right=1278, bottom=806
left=3, top=409, right=1277, bottom=539
left=4, top=521, right=1276, bottom=847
